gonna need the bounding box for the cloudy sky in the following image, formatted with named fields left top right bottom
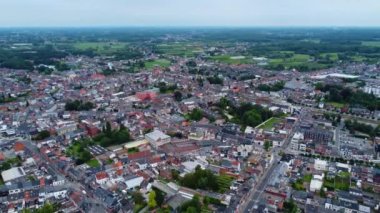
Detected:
left=1, top=0, right=379, bottom=27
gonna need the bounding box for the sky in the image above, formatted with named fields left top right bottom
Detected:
left=1, top=0, right=380, bottom=27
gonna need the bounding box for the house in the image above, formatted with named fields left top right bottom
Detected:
left=13, top=142, right=25, bottom=155
left=145, top=130, right=171, bottom=149
left=125, top=175, right=144, bottom=190
left=314, top=159, right=328, bottom=171
left=94, top=187, right=120, bottom=212
left=310, top=173, right=324, bottom=192
left=95, top=172, right=109, bottom=185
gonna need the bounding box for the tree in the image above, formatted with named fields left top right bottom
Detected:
left=283, top=199, right=298, bottom=213
left=105, top=121, right=112, bottom=135
left=264, top=140, right=272, bottom=151
left=153, top=188, right=165, bottom=207
left=179, top=195, right=201, bottom=213
left=132, top=191, right=145, bottom=205
left=33, top=130, right=51, bottom=141
left=187, top=108, right=203, bottom=121
left=174, top=91, right=183, bottom=102
left=148, top=190, right=157, bottom=209
left=242, top=110, right=262, bottom=127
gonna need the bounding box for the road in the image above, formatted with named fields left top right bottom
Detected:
left=297, top=105, right=379, bottom=126
left=238, top=110, right=301, bottom=213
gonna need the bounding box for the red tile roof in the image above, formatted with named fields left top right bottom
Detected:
left=128, top=150, right=152, bottom=161
left=14, top=142, right=25, bottom=152
left=0, top=152, right=5, bottom=161
left=40, top=178, right=45, bottom=187
left=95, top=171, right=109, bottom=180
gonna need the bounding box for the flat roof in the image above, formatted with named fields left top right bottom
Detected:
left=1, top=167, right=26, bottom=182
left=311, top=73, right=359, bottom=79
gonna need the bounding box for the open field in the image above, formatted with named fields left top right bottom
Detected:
left=86, top=159, right=101, bottom=168
left=320, top=53, right=339, bottom=61
left=269, top=54, right=310, bottom=67
left=73, top=42, right=128, bottom=54
left=327, top=102, right=345, bottom=108
left=209, top=55, right=255, bottom=65
left=145, top=59, right=171, bottom=69
left=156, top=43, right=204, bottom=56
left=257, top=117, right=281, bottom=130
left=362, top=41, right=380, bottom=47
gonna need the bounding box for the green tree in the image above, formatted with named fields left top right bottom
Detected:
left=283, top=199, right=298, bottom=213
left=187, top=108, right=203, bottom=121
left=132, top=191, right=145, bottom=205
left=264, top=140, right=272, bottom=151
left=148, top=190, right=157, bottom=209
left=174, top=91, right=183, bottom=102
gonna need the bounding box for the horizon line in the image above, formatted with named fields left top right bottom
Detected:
left=1, top=25, right=380, bottom=29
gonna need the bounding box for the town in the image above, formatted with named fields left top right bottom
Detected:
left=0, top=28, right=380, bottom=213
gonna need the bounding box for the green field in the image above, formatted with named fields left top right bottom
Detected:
left=320, top=53, right=339, bottom=61
left=257, top=117, right=281, bottom=130
left=327, top=102, right=345, bottom=108
left=145, top=59, right=171, bottom=69
left=323, top=172, right=351, bottom=191
left=267, top=53, right=332, bottom=70
left=362, top=41, right=380, bottom=47
left=209, top=55, right=254, bottom=65
left=86, top=159, right=101, bottom=168
left=73, top=42, right=128, bottom=54
left=269, top=54, right=311, bottom=66
left=156, top=43, right=204, bottom=56
left=351, top=55, right=367, bottom=62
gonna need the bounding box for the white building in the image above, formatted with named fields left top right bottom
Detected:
left=314, top=159, right=328, bottom=171
left=310, top=174, right=324, bottom=192
left=363, top=85, right=380, bottom=97
left=145, top=130, right=171, bottom=149
left=1, top=167, right=26, bottom=182
left=95, top=172, right=109, bottom=185
left=290, top=132, right=304, bottom=151
left=125, top=176, right=144, bottom=190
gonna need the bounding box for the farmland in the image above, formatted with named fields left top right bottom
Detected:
left=73, top=42, right=128, bottom=54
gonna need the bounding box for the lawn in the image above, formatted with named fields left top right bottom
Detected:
left=145, top=59, right=171, bottom=69
left=291, top=178, right=306, bottom=191
left=86, top=159, right=101, bottom=168
left=209, top=55, right=254, bottom=65
left=323, top=172, right=351, bottom=191
left=257, top=117, right=281, bottom=130
left=303, top=174, right=313, bottom=183
left=73, top=42, right=128, bottom=54
left=327, top=102, right=345, bottom=108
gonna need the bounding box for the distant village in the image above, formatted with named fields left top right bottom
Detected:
left=0, top=42, right=380, bottom=213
